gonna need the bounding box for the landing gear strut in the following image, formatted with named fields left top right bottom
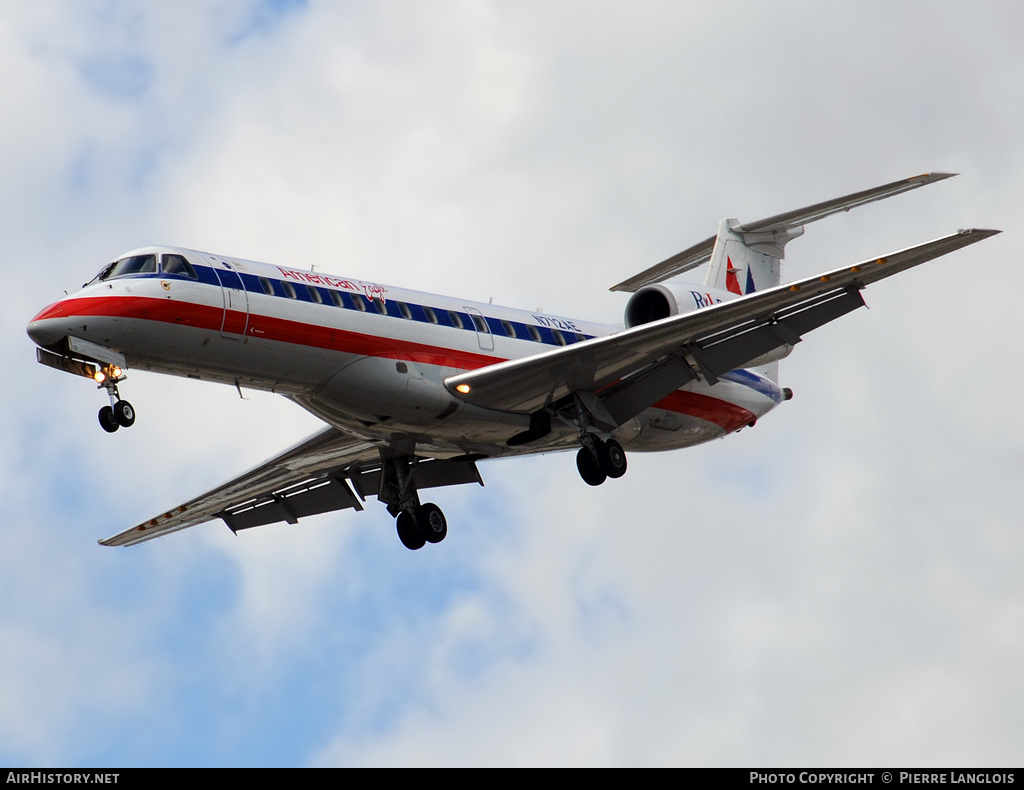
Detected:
left=379, top=454, right=449, bottom=550
left=94, top=365, right=135, bottom=433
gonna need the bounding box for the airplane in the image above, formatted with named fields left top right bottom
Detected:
left=26, top=173, right=998, bottom=550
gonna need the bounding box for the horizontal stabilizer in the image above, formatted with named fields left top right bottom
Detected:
left=733, top=172, right=956, bottom=234
left=611, top=172, right=957, bottom=292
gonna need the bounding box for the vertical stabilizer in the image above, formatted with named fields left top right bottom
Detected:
left=703, top=218, right=800, bottom=295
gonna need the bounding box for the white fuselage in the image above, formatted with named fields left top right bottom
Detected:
left=27, top=246, right=784, bottom=460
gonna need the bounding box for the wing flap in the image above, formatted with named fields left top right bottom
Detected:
left=447, top=229, right=999, bottom=416
left=695, top=289, right=865, bottom=380
left=222, top=475, right=364, bottom=533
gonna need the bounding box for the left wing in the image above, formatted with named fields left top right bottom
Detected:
left=100, top=427, right=482, bottom=546
left=445, top=229, right=999, bottom=420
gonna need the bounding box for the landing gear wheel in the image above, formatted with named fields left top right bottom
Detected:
left=576, top=446, right=606, bottom=486
left=418, top=503, right=448, bottom=544
left=598, top=438, right=627, bottom=479
left=396, top=511, right=426, bottom=550
left=113, top=400, right=136, bottom=428
left=98, top=406, right=119, bottom=433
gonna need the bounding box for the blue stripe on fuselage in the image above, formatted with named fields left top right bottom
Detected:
left=720, top=369, right=784, bottom=403
left=117, top=266, right=596, bottom=348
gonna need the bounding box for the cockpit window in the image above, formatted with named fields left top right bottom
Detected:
left=101, top=254, right=157, bottom=280
left=161, top=254, right=198, bottom=280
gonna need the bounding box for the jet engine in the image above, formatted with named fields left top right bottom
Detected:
left=624, top=282, right=738, bottom=328
left=623, top=282, right=793, bottom=366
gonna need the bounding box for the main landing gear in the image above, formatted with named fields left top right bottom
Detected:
left=576, top=436, right=627, bottom=487
left=395, top=503, right=448, bottom=550
left=379, top=454, right=448, bottom=550
left=94, top=366, right=136, bottom=434
left=567, top=394, right=628, bottom=487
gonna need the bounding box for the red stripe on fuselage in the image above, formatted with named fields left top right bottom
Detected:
left=653, top=390, right=755, bottom=433
left=39, top=294, right=759, bottom=430
left=35, top=294, right=500, bottom=370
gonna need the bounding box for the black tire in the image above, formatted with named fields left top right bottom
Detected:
left=98, top=406, right=119, bottom=433
left=396, top=511, right=426, bottom=550
left=113, top=400, right=136, bottom=428
left=418, top=503, right=448, bottom=544
left=598, top=438, right=627, bottom=479
left=576, top=446, right=606, bottom=486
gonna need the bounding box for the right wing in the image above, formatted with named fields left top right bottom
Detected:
left=445, top=229, right=999, bottom=422
left=100, top=427, right=482, bottom=546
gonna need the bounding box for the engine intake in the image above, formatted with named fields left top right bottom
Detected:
left=624, top=283, right=738, bottom=328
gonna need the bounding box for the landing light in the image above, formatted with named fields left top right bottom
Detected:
left=93, top=370, right=106, bottom=383
left=455, top=384, right=471, bottom=394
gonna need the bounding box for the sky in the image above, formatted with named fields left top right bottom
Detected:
left=2, top=0, right=1023, bottom=768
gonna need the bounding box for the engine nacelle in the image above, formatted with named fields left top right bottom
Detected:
left=624, top=282, right=739, bottom=328
left=624, top=282, right=793, bottom=366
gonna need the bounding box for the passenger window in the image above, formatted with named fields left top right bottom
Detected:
left=528, top=326, right=541, bottom=343
left=501, top=320, right=516, bottom=338
left=307, top=285, right=323, bottom=304
left=161, top=254, right=197, bottom=279
left=552, top=330, right=566, bottom=346
left=259, top=277, right=275, bottom=295
left=372, top=298, right=387, bottom=315
left=353, top=297, right=367, bottom=312
left=423, top=306, right=439, bottom=324
left=330, top=290, right=343, bottom=307
left=448, top=311, right=464, bottom=329
left=470, top=314, right=487, bottom=333
left=283, top=282, right=297, bottom=299
left=398, top=302, right=412, bottom=319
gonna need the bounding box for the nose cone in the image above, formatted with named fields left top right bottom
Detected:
left=27, top=300, right=72, bottom=347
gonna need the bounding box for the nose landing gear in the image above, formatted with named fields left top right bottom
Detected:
left=94, top=365, right=135, bottom=433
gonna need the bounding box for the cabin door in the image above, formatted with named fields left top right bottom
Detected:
left=463, top=306, right=494, bottom=351
left=211, top=260, right=250, bottom=339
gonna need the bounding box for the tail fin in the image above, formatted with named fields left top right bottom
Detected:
left=703, top=217, right=798, bottom=294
